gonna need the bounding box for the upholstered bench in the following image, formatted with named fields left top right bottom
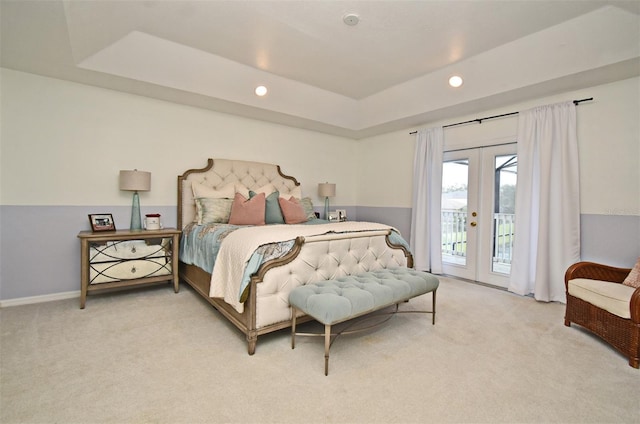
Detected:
left=289, top=267, right=439, bottom=375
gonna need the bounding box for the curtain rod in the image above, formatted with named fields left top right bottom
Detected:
left=409, top=97, right=593, bottom=135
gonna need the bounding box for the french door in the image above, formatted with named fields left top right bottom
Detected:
left=441, top=144, right=517, bottom=288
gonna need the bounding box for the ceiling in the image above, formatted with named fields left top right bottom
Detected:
left=2, top=1, right=639, bottom=139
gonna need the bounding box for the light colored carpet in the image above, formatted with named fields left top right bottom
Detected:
left=1, top=277, right=638, bottom=424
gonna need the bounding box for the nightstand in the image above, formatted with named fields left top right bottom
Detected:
left=77, top=228, right=181, bottom=308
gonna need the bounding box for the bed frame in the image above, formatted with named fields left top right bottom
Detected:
left=177, top=158, right=413, bottom=354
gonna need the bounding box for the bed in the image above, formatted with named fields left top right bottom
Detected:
left=177, top=158, right=413, bottom=354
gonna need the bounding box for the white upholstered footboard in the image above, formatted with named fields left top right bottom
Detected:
left=253, top=230, right=409, bottom=328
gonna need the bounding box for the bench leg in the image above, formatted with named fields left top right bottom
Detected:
left=324, top=324, right=331, bottom=376
left=291, top=307, right=297, bottom=349
left=432, top=289, right=437, bottom=325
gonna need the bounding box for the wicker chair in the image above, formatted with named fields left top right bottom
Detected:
left=564, top=261, right=640, bottom=368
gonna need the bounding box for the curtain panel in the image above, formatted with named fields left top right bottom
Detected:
left=509, top=101, right=581, bottom=302
left=410, top=127, right=443, bottom=273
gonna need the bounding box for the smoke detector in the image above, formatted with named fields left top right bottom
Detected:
left=343, top=13, right=359, bottom=26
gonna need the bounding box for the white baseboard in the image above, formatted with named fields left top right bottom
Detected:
left=0, top=291, right=80, bottom=308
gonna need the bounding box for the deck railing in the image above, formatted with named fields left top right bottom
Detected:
left=441, top=211, right=515, bottom=265
left=492, top=213, right=515, bottom=264
left=441, top=211, right=467, bottom=257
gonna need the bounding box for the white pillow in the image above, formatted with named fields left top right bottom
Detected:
left=237, top=182, right=275, bottom=197
left=237, top=182, right=288, bottom=198
left=235, top=183, right=249, bottom=199
left=255, top=183, right=276, bottom=195
left=192, top=181, right=235, bottom=199
left=279, top=186, right=302, bottom=199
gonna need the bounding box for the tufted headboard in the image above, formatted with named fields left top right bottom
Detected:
left=177, top=158, right=300, bottom=229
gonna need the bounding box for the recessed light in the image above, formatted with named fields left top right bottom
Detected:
left=448, top=76, right=463, bottom=88
left=343, top=13, right=359, bottom=26
left=255, top=85, right=268, bottom=96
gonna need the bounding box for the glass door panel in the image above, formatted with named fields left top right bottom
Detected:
left=442, top=159, right=469, bottom=267
left=441, top=150, right=479, bottom=281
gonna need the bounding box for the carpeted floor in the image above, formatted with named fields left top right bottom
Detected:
left=1, top=276, right=638, bottom=423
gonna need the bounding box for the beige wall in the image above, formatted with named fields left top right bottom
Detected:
left=0, top=68, right=358, bottom=208
left=356, top=76, right=640, bottom=217
left=1, top=69, right=638, bottom=215
left=3, top=69, right=638, bottom=217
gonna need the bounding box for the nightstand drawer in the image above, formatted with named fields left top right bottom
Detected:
left=89, top=240, right=168, bottom=263
left=90, top=257, right=171, bottom=284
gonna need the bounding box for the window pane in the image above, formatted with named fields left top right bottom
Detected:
left=442, top=160, right=468, bottom=266
left=492, top=155, right=517, bottom=274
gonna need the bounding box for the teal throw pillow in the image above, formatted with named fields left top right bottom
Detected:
left=250, top=190, right=284, bottom=224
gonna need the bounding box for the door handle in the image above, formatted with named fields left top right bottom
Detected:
left=470, top=221, right=477, bottom=227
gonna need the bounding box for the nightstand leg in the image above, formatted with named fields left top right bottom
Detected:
left=80, top=239, right=89, bottom=309
left=172, top=234, right=179, bottom=293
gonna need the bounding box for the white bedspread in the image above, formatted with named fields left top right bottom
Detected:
left=210, top=221, right=394, bottom=313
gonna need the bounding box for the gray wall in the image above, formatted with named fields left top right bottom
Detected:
left=2, top=204, right=637, bottom=300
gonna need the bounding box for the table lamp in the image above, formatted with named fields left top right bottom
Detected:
left=119, top=169, right=151, bottom=230
left=318, top=182, right=336, bottom=220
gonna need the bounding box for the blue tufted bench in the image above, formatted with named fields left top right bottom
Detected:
left=288, top=267, right=439, bottom=375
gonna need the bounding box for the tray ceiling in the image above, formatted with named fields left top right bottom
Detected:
left=2, top=1, right=639, bottom=138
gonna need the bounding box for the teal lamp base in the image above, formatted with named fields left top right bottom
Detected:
left=130, top=191, right=142, bottom=230
left=324, top=197, right=330, bottom=220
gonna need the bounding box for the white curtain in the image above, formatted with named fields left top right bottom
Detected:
left=410, top=127, right=444, bottom=273
left=509, top=101, right=581, bottom=302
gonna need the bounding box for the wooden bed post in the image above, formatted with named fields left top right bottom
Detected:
left=246, top=278, right=258, bottom=355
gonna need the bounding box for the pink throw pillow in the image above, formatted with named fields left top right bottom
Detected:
left=622, top=257, right=640, bottom=289
left=228, top=192, right=266, bottom=225
left=278, top=196, right=308, bottom=224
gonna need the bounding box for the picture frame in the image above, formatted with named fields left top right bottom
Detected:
left=328, top=211, right=340, bottom=222
left=88, top=214, right=116, bottom=232
left=336, top=209, right=347, bottom=222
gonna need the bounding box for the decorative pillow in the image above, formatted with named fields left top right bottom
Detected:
left=250, top=190, right=284, bottom=224
left=192, top=182, right=235, bottom=223
left=235, top=183, right=250, bottom=199
left=228, top=192, right=265, bottom=226
left=236, top=183, right=275, bottom=199
left=192, top=181, right=235, bottom=199
left=278, top=196, right=308, bottom=224
left=622, top=257, right=640, bottom=289
left=280, top=186, right=302, bottom=199
left=259, top=183, right=276, bottom=194
left=195, top=197, right=233, bottom=224
left=298, top=197, right=316, bottom=220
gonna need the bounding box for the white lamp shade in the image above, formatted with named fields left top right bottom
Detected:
left=119, top=170, right=151, bottom=191
left=318, top=183, right=336, bottom=197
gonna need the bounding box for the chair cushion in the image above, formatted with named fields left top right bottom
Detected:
left=568, top=278, right=635, bottom=319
